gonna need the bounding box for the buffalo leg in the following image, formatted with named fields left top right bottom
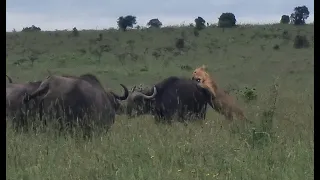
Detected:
left=154, top=108, right=165, bottom=124
left=177, top=106, right=185, bottom=123
left=201, top=104, right=207, bottom=120
left=126, top=107, right=132, bottom=117
left=38, top=99, right=44, bottom=124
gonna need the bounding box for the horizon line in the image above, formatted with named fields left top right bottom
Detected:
left=6, top=22, right=314, bottom=32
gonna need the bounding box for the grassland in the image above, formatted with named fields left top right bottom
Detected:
left=6, top=24, right=314, bottom=180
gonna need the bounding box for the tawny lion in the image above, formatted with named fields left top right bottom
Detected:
left=191, top=65, right=246, bottom=121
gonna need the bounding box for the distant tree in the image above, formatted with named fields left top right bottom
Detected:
left=280, top=15, right=290, bottom=24
left=117, top=15, right=137, bottom=31
left=147, top=18, right=162, bottom=28
left=72, top=27, right=79, bottom=37
left=218, top=13, right=236, bottom=28
left=22, top=25, right=41, bottom=32
left=290, top=5, right=310, bottom=25
left=194, top=17, right=206, bottom=30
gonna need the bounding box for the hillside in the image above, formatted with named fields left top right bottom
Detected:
left=6, top=24, right=314, bottom=179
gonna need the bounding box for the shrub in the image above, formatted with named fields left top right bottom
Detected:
left=147, top=19, right=162, bottom=28
left=175, top=38, right=185, bottom=49
left=194, top=17, right=206, bottom=30
left=280, top=15, right=290, bottom=24
left=241, top=87, right=257, bottom=103
left=22, top=25, right=41, bottom=32
left=293, top=35, right=310, bottom=48
left=218, top=13, right=236, bottom=28
left=117, top=15, right=137, bottom=31
left=72, top=27, right=79, bottom=37
left=273, top=44, right=280, bottom=50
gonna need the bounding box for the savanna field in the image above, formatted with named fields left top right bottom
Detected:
left=6, top=24, right=314, bottom=179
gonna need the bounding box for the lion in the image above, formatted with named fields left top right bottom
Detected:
left=192, top=65, right=246, bottom=121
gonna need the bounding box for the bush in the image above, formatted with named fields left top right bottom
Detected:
left=175, top=38, right=185, bottom=49
left=72, top=27, right=79, bottom=37
left=280, top=15, right=290, bottom=24
left=117, top=15, right=137, bottom=31
left=282, top=30, right=291, bottom=40
left=218, top=13, right=236, bottom=28
left=293, top=35, right=310, bottom=49
left=147, top=19, right=162, bottom=28
left=22, top=25, right=41, bottom=32
left=241, top=87, right=257, bottom=103
left=194, top=17, right=206, bottom=30
left=273, top=44, right=280, bottom=50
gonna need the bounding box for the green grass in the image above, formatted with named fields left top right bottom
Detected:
left=6, top=24, right=314, bottom=180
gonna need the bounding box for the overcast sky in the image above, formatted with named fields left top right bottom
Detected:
left=6, top=0, right=314, bottom=31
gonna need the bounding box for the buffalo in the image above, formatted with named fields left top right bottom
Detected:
left=125, top=84, right=155, bottom=117
left=131, top=76, right=215, bottom=123
left=23, top=73, right=129, bottom=133
left=6, top=79, right=42, bottom=129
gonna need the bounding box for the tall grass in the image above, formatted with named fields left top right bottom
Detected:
left=6, top=24, right=314, bottom=179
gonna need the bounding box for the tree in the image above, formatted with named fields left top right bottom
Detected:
left=147, top=18, right=162, bottom=28
left=280, top=15, right=290, bottom=24
left=194, top=17, right=206, bottom=30
left=218, top=13, right=236, bottom=28
left=22, top=25, right=41, bottom=32
left=290, top=5, right=309, bottom=25
left=117, top=15, right=137, bottom=31
left=72, top=27, right=79, bottom=37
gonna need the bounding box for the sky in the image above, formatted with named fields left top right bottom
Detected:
left=6, top=0, right=314, bottom=31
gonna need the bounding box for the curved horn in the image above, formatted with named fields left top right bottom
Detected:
left=6, top=74, right=13, bottom=83
left=130, top=85, right=137, bottom=93
left=111, top=84, right=129, bottom=101
left=132, top=86, right=157, bottom=99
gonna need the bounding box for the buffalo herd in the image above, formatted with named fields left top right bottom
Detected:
left=6, top=73, right=216, bottom=133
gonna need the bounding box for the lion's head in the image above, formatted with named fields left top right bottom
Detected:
left=191, top=65, right=210, bottom=83
left=191, top=65, right=218, bottom=96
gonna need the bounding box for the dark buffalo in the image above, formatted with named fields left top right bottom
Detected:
left=6, top=80, right=42, bottom=129
left=23, top=74, right=129, bottom=132
left=125, top=84, right=155, bottom=117
left=131, top=76, right=215, bottom=123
